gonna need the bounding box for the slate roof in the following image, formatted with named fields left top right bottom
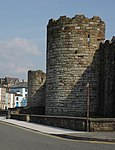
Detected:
left=10, top=82, right=27, bottom=88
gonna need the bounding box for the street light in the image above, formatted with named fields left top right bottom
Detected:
left=86, top=83, right=90, bottom=132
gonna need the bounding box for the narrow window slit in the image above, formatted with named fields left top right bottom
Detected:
left=88, top=34, right=90, bottom=47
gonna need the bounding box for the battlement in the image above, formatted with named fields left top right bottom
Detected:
left=47, top=14, right=105, bottom=42
left=48, top=14, right=105, bottom=28
left=100, top=36, right=115, bottom=48
left=111, top=36, right=115, bottom=43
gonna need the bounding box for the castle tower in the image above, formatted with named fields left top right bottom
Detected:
left=99, top=37, right=115, bottom=117
left=28, top=70, right=46, bottom=108
left=46, top=15, right=105, bottom=117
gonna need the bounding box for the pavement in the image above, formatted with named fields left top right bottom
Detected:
left=0, top=116, right=115, bottom=143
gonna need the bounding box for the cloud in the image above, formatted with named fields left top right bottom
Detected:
left=0, top=37, right=39, bottom=55
left=0, top=37, right=40, bottom=80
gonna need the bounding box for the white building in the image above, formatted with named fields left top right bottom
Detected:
left=6, top=92, right=15, bottom=109
left=0, top=86, right=6, bottom=109
left=10, top=81, right=28, bottom=108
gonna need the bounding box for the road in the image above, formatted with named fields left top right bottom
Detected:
left=0, top=121, right=115, bottom=150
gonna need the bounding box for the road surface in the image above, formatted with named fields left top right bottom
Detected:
left=0, top=121, right=115, bottom=150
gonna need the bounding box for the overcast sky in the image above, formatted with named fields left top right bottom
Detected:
left=0, top=0, right=115, bottom=80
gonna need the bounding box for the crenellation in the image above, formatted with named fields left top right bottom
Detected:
left=48, top=15, right=105, bottom=34
left=111, top=36, right=115, bottom=42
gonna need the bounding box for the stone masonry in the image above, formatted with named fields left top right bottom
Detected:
left=45, top=15, right=105, bottom=117
left=98, top=37, right=115, bottom=117
left=28, top=70, right=46, bottom=108
left=27, top=14, right=115, bottom=118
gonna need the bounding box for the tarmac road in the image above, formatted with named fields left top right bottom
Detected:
left=0, top=121, right=115, bottom=150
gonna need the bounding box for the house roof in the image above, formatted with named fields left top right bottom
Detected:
left=5, top=77, right=19, bottom=85
left=10, top=82, right=27, bottom=88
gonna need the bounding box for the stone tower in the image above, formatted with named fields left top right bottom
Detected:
left=28, top=70, right=46, bottom=108
left=98, top=37, right=115, bottom=117
left=46, top=15, right=105, bottom=117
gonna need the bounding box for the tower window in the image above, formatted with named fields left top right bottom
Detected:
left=75, top=50, right=78, bottom=54
left=88, top=34, right=90, bottom=47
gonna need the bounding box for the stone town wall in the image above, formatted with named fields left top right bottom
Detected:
left=46, top=15, right=105, bottom=117
left=90, top=118, right=115, bottom=131
left=28, top=70, right=46, bottom=108
left=10, top=114, right=115, bottom=132
left=11, top=114, right=87, bottom=131
left=98, top=37, right=115, bottom=117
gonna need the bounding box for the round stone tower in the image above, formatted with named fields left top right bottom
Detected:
left=46, top=15, right=105, bottom=117
left=28, top=70, right=46, bottom=107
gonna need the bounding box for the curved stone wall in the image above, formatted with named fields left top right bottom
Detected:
left=46, top=15, right=105, bottom=117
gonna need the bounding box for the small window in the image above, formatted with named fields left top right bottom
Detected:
left=16, top=102, right=19, bottom=107
left=41, top=77, right=43, bottom=82
left=16, top=97, right=18, bottom=100
left=88, top=34, right=90, bottom=47
left=75, top=50, right=78, bottom=54
left=78, top=55, right=84, bottom=58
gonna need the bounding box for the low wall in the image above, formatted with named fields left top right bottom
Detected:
left=11, top=114, right=87, bottom=131
left=90, top=118, right=115, bottom=131
left=11, top=114, right=27, bottom=121
left=0, top=110, right=8, bottom=116
left=29, top=115, right=87, bottom=131
left=10, top=114, right=115, bottom=131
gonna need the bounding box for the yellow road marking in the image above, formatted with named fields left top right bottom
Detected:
left=0, top=121, right=115, bottom=145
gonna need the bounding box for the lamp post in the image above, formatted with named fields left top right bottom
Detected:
left=86, top=83, right=90, bottom=132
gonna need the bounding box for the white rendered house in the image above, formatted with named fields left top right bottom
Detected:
left=10, top=81, right=28, bottom=108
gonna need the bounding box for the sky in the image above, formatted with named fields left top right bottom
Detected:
left=0, top=0, right=114, bottom=81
